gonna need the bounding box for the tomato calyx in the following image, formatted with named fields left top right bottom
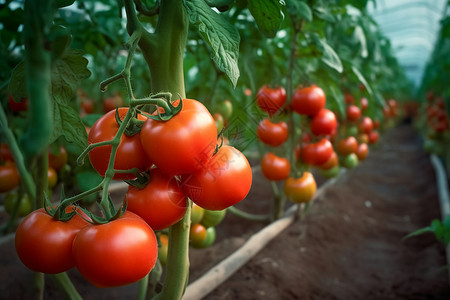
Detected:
left=78, top=196, right=127, bottom=225
left=43, top=188, right=79, bottom=222
left=124, top=170, right=151, bottom=189
left=137, top=93, right=183, bottom=122
left=114, top=108, right=145, bottom=137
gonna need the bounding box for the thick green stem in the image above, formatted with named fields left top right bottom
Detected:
left=227, top=206, right=270, bottom=222
left=21, top=0, right=53, bottom=162
left=137, top=273, right=149, bottom=300
left=35, top=152, right=48, bottom=209
left=49, top=273, right=82, bottom=300
left=33, top=272, right=45, bottom=300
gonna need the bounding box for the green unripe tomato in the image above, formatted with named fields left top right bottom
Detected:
left=195, top=226, right=216, bottom=249
left=201, top=209, right=226, bottom=228
left=213, top=113, right=225, bottom=133
left=341, top=153, right=359, bottom=169
left=215, top=100, right=233, bottom=120
left=346, top=125, right=359, bottom=137
left=191, top=203, right=205, bottom=224
left=319, top=165, right=340, bottom=178
left=3, top=192, right=32, bottom=217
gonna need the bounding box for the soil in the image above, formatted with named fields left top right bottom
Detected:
left=0, top=122, right=449, bottom=300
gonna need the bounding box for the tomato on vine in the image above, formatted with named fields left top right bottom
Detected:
left=47, top=167, right=58, bottom=189
left=49, top=146, right=68, bottom=171
left=356, top=143, right=369, bottom=161
left=341, top=153, right=359, bottom=169
left=317, top=151, right=338, bottom=170
left=257, top=118, right=288, bottom=147
left=368, top=131, right=379, bottom=144
left=3, top=192, right=32, bottom=217
left=215, top=99, right=233, bottom=120
left=88, top=107, right=152, bottom=180
left=158, top=233, right=169, bottom=266
left=190, top=223, right=207, bottom=248
left=310, top=108, right=337, bottom=136
left=299, top=139, right=334, bottom=166
left=358, top=116, right=374, bottom=134
left=0, top=143, right=14, bottom=162
left=126, top=168, right=187, bottom=231
left=0, top=162, right=20, bottom=193
left=284, top=172, right=317, bottom=203
left=140, top=99, right=217, bottom=177
left=256, top=85, right=287, bottom=116
left=337, top=136, right=358, bottom=155
left=261, top=152, right=290, bottom=181
left=292, top=85, right=326, bottom=116
left=8, top=95, right=28, bottom=112
left=72, top=211, right=158, bottom=288
left=201, top=209, right=226, bottom=228
left=346, top=105, right=361, bottom=122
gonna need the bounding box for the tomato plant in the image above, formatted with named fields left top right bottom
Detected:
left=261, top=152, right=290, bottom=181
left=284, top=172, right=317, bottom=203
left=256, top=85, right=287, bottom=116
left=257, top=118, right=289, bottom=147
left=140, top=99, right=217, bottom=177
left=292, top=85, right=326, bottom=116
left=88, top=107, right=152, bottom=180
left=126, top=168, right=187, bottom=231
left=72, top=211, right=158, bottom=288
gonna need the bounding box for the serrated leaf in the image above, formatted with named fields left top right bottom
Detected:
left=287, top=0, right=312, bottom=22
left=185, top=0, right=240, bottom=87
left=312, top=36, right=343, bottom=73
left=248, top=0, right=285, bottom=37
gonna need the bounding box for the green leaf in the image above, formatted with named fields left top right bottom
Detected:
left=287, top=0, right=312, bottom=22
left=248, top=0, right=285, bottom=37
left=353, top=25, right=368, bottom=58
left=327, top=84, right=346, bottom=118
left=312, top=35, right=343, bottom=73
left=185, top=0, right=240, bottom=87
left=350, top=65, right=373, bottom=96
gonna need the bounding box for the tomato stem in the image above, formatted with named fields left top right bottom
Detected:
left=49, top=273, right=83, bottom=300
left=227, top=206, right=270, bottom=222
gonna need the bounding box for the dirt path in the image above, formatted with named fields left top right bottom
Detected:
left=196, top=123, right=449, bottom=300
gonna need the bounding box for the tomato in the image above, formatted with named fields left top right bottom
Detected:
left=341, top=153, right=359, bottom=169
left=81, top=99, right=94, bottom=114
left=337, top=136, right=358, bottom=155
left=201, top=209, right=226, bottom=228
left=88, top=108, right=152, bottom=180
left=126, top=168, right=187, bottom=231
left=48, top=167, right=58, bottom=189
left=103, top=93, right=124, bottom=113
left=244, top=88, right=252, bottom=97
left=15, top=206, right=89, bottom=274
left=356, top=143, right=369, bottom=161
left=140, top=99, right=217, bottom=177
left=0, top=162, right=20, bottom=193
left=373, top=120, right=380, bottom=129
left=360, top=97, right=369, bottom=112
left=181, top=145, right=252, bottom=210
left=257, top=118, right=288, bottom=147
left=215, top=99, right=233, bottom=120
left=191, top=203, right=205, bottom=224
left=346, top=125, right=359, bottom=137
left=368, top=131, right=379, bottom=144
left=256, top=85, right=287, bottom=116
left=0, top=143, right=14, bottom=162
left=292, top=85, right=326, bottom=116
left=3, top=192, right=32, bottom=217
left=284, top=172, right=316, bottom=203
left=193, top=226, right=216, bottom=249
left=357, top=133, right=369, bottom=144
left=358, top=117, right=373, bottom=134
left=49, top=146, right=68, bottom=171
left=72, top=211, right=157, bottom=288
left=317, top=151, right=338, bottom=170
left=346, top=105, right=361, bottom=122
left=261, top=152, right=290, bottom=181
left=8, top=95, right=28, bottom=112
left=213, top=113, right=224, bottom=133
left=344, top=93, right=354, bottom=104
left=190, top=223, right=207, bottom=248
left=319, top=165, right=340, bottom=179
left=157, top=234, right=169, bottom=266
left=310, top=108, right=337, bottom=136
left=299, top=139, right=334, bottom=166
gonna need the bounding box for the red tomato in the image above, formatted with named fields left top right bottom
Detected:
left=181, top=146, right=252, bottom=210
left=0, top=143, right=14, bottom=162
left=317, top=151, right=338, bottom=170
left=346, top=105, right=361, bottom=122
left=88, top=108, right=152, bottom=180
left=292, top=85, right=326, bottom=116
left=358, top=116, right=374, bottom=134
left=140, top=99, right=217, bottom=177
left=0, top=162, right=20, bottom=193
left=81, top=99, right=94, bottom=114
left=373, top=120, right=380, bottom=129
left=15, top=207, right=89, bottom=274
left=261, top=152, right=290, bottom=181
left=299, top=139, right=334, bottom=166
left=356, top=143, right=369, bottom=161
left=284, top=172, right=317, bottom=203
left=126, top=168, right=187, bottom=231
left=337, top=136, right=358, bottom=155
left=310, top=108, right=337, bottom=136
left=368, top=130, right=379, bottom=144
left=103, top=93, right=124, bottom=113
left=344, top=94, right=354, bottom=104
left=49, top=146, right=68, bottom=171
left=256, top=118, right=288, bottom=147
left=360, top=97, right=368, bottom=112
left=256, top=85, right=287, bottom=116
left=8, top=95, right=28, bottom=112
left=72, top=211, right=158, bottom=288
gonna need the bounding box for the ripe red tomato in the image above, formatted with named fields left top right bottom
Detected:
left=8, top=95, right=28, bottom=112
left=299, top=139, right=334, bottom=166
left=337, top=136, right=358, bottom=155
left=126, top=168, right=187, bottom=231
left=140, top=99, right=217, bottom=177
left=72, top=211, right=158, bottom=288
left=15, top=206, right=89, bottom=274
left=344, top=94, right=354, bottom=104
left=256, top=85, right=287, bottom=116
left=368, top=130, right=379, bottom=144
left=181, top=145, right=252, bottom=210
left=346, top=105, right=361, bottom=122
left=49, top=146, right=68, bottom=172
left=317, top=151, right=338, bottom=170
left=360, top=97, right=368, bottom=112
left=261, top=152, right=290, bottom=181
left=0, top=143, right=14, bottom=162
left=310, top=108, right=337, bottom=136
left=284, top=172, right=317, bottom=203
left=292, top=85, right=326, bottom=116
left=88, top=108, right=152, bottom=180
left=0, top=162, right=20, bottom=193
left=356, top=143, right=369, bottom=161
left=358, top=116, right=374, bottom=134
left=256, top=118, right=288, bottom=147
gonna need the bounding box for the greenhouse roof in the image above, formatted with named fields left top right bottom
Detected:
left=367, top=0, right=448, bottom=88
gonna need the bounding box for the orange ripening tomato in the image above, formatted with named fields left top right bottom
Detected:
left=292, top=85, right=326, bottom=116
left=284, top=172, right=317, bottom=203
left=256, top=118, right=288, bottom=147
left=317, top=151, right=338, bottom=170
left=261, top=152, right=290, bottom=181
left=356, top=143, right=369, bottom=161
left=0, top=162, right=20, bottom=193
left=337, top=136, right=358, bottom=155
